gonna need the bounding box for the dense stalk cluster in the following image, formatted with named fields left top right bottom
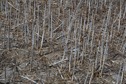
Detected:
left=0, top=0, right=126, bottom=84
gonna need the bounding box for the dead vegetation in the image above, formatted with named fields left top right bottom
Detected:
left=0, top=0, right=126, bottom=84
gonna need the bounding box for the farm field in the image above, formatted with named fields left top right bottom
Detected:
left=0, top=0, right=126, bottom=84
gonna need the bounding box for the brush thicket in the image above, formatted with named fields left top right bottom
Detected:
left=0, top=0, right=126, bottom=84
